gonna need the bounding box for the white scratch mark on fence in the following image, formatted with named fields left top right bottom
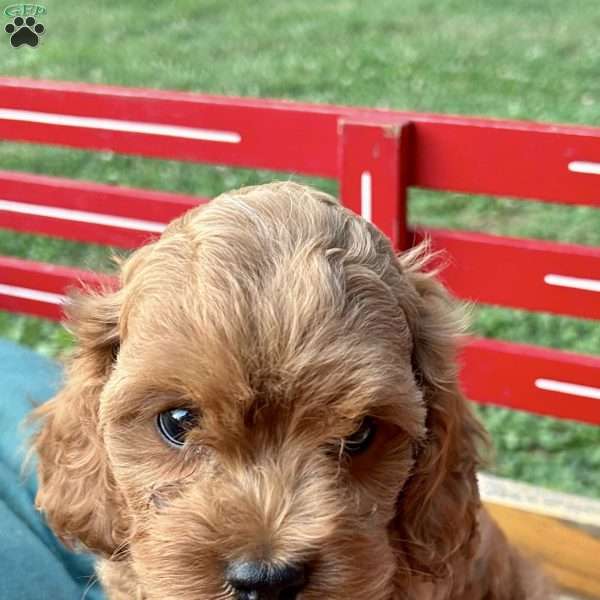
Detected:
left=544, top=273, right=600, bottom=293
left=535, top=378, right=600, bottom=401
left=568, top=161, right=600, bottom=175
left=361, top=171, right=372, bottom=223
left=0, top=284, right=65, bottom=305
left=0, top=108, right=242, bottom=143
left=0, top=199, right=167, bottom=233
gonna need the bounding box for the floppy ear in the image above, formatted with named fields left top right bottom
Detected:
left=31, top=286, right=129, bottom=558
left=390, top=243, right=488, bottom=583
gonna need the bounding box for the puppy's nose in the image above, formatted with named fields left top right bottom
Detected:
left=225, top=560, right=307, bottom=599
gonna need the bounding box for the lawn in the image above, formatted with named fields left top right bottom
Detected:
left=1, top=0, right=599, bottom=498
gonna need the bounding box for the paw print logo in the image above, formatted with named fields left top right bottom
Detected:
left=5, top=16, right=44, bottom=47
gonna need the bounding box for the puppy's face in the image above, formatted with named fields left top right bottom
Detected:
left=35, top=183, right=481, bottom=600
left=98, top=203, right=426, bottom=600
left=102, top=324, right=424, bottom=600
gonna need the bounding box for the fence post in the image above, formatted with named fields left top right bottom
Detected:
left=338, top=120, right=412, bottom=251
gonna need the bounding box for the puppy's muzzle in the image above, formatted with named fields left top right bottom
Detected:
left=225, top=560, right=307, bottom=599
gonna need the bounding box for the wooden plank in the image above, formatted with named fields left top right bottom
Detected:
left=485, top=503, right=600, bottom=598
left=0, top=170, right=202, bottom=221
left=339, top=121, right=411, bottom=249
left=480, top=474, right=600, bottom=598
left=0, top=170, right=202, bottom=247
left=0, top=78, right=340, bottom=177
left=0, top=256, right=113, bottom=320
left=461, top=338, right=600, bottom=426
left=2, top=78, right=600, bottom=207
left=412, top=119, right=600, bottom=209
left=0, top=209, right=162, bottom=249
left=411, top=227, right=600, bottom=320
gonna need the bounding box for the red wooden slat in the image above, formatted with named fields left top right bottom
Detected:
left=0, top=170, right=203, bottom=247
left=339, top=121, right=411, bottom=249
left=0, top=170, right=202, bottom=220
left=410, top=228, right=600, bottom=320
left=0, top=256, right=110, bottom=292
left=0, top=296, right=59, bottom=321
left=0, top=79, right=340, bottom=177
left=460, top=337, right=600, bottom=425
left=0, top=256, right=114, bottom=320
left=2, top=78, right=600, bottom=206
left=412, top=120, right=600, bottom=208
left=0, top=212, right=160, bottom=249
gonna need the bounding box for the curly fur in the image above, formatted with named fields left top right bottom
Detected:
left=31, top=182, right=553, bottom=599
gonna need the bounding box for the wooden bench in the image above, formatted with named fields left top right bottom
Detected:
left=1, top=78, right=599, bottom=597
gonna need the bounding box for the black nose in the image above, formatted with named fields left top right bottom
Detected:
left=225, top=560, right=307, bottom=600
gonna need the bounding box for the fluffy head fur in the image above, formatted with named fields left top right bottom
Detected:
left=32, top=182, right=551, bottom=600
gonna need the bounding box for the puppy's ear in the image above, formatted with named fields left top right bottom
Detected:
left=391, top=242, right=488, bottom=582
left=31, top=286, right=128, bottom=558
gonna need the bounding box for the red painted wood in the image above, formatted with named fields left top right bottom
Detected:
left=0, top=212, right=160, bottom=249
left=0, top=256, right=114, bottom=294
left=339, top=121, right=411, bottom=249
left=1, top=256, right=110, bottom=291
left=0, top=170, right=202, bottom=247
left=460, top=337, right=600, bottom=425
left=2, top=78, right=600, bottom=206
left=0, top=78, right=339, bottom=177
left=411, top=120, right=600, bottom=208
left=0, top=170, right=202, bottom=220
left=410, top=228, right=600, bottom=320
left=0, top=295, right=59, bottom=321
left=0, top=256, right=114, bottom=320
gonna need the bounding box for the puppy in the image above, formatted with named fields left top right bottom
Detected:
left=32, top=182, right=552, bottom=599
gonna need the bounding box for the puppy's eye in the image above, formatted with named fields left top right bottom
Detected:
left=343, top=417, right=377, bottom=455
left=156, top=408, right=198, bottom=448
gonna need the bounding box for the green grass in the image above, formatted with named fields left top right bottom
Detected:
left=1, top=0, right=599, bottom=497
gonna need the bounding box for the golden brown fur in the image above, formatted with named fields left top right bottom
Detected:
left=31, top=182, right=553, bottom=599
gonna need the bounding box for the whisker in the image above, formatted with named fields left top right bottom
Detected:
left=80, top=571, right=99, bottom=600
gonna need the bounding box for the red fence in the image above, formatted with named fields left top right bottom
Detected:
left=0, top=78, right=598, bottom=424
